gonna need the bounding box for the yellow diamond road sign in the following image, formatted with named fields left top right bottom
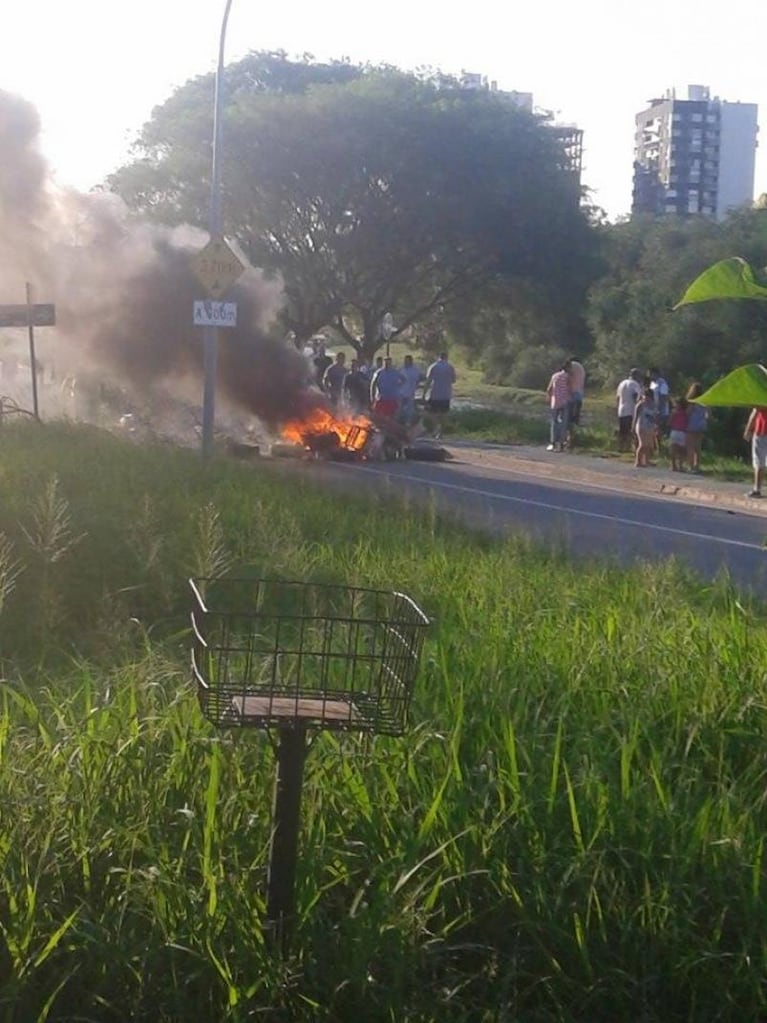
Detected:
left=191, top=236, right=247, bottom=299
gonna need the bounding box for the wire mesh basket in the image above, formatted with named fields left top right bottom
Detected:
left=190, top=577, right=430, bottom=736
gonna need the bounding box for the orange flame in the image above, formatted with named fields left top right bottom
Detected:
left=281, top=406, right=373, bottom=451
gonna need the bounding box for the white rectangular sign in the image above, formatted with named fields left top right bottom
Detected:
left=193, top=300, right=237, bottom=328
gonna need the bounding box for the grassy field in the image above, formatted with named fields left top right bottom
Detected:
left=2, top=421, right=767, bottom=1021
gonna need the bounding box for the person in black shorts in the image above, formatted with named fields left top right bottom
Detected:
left=424, top=353, right=456, bottom=439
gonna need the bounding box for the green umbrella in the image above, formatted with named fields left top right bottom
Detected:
left=696, top=364, right=767, bottom=407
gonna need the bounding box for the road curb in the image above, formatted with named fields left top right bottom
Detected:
left=447, top=444, right=767, bottom=518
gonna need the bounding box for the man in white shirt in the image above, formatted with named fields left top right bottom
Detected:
left=649, top=367, right=670, bottom=423
left=616, top=369, right=642, bottom=452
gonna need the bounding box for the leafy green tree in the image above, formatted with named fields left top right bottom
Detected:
left=442, top=263, right=602, bottom=388
left=109, top=52, right=596, bottom=358
left=108, top=51, right=364, bottom=240
left=586, top=209, right=767, bottom=390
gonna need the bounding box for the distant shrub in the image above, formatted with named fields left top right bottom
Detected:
left=505, top=345, right=570, bottom=390
left=706, top=406, right=750, bottom=460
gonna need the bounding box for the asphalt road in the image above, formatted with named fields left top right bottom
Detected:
left=302, top=453, right=767, bottom=596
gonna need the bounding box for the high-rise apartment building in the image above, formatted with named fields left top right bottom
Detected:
left=632, top=85, right=758, bottom=219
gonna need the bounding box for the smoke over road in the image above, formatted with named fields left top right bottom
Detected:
left=0, top=89, right=317, bottom=429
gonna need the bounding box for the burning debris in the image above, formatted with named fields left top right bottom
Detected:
left=277, top=401, right=447, bottom=462
left=281, top=405, right=374, bottom=458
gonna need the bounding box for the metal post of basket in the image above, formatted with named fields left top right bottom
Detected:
left=190, top=577, right=429, bottom=949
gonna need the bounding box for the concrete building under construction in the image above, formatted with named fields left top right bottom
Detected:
left=460, top=72, right=584, bottom=183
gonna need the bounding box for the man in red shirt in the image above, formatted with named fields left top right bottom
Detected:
left=744, top=406, right=767, bottom=497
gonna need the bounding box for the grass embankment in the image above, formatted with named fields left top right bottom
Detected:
left=2, top=422, right=767, bottom=1021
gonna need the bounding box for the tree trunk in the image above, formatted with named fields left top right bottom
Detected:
left=360, top=339, right=383, bottom=362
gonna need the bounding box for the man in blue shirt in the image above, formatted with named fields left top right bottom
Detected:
left=370, top=357, right=404, bottom=418
left=425, top=352, right=456, bottom=439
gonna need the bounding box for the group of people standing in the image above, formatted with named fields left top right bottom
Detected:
left=311, top=343, right=456, bottom=436
left=545, top=358, right=586, bottom=451
left=615, top=368, right=708, bottom=473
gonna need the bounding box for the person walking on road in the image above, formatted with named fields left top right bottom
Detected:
left=743, top=406, right=767, bottom=498
left=616, top=369, right=642, bottom=452
left=546, top=363, right=571, bottom=452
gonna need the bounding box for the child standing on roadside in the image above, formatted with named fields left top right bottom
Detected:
left=668, top=396, right=689, bottom=472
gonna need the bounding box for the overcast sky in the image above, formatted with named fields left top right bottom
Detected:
left=3, top=0, right=767, bottom=219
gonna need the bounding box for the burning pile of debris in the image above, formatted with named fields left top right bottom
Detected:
left=274, top=399, right=448, bottom=462
left=281, top=404, right=373, bottom=459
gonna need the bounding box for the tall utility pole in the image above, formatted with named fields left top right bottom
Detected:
left=201, top=0, right=234, bottom=458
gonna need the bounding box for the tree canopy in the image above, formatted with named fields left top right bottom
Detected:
left=109, top=52, right=596, bottom=357
left=586, top=209, right=767, bottom=387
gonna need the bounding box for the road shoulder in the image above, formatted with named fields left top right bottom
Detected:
left=446, top=441, right=767, bottom=518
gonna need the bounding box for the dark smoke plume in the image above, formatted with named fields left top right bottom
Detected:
left=0, top=89, right=320, bottom=429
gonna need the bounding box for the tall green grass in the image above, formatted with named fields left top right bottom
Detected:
left=0, top=421, right=766, bottom=1021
